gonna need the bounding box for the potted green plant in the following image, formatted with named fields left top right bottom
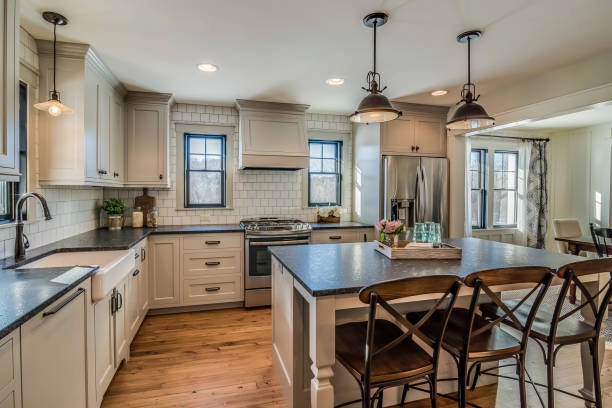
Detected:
left=102, top=198, right=126, bottom=230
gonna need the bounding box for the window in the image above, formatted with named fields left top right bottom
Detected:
left=184, top=133, right=226, bottom=207
left=308, top=140, right=342, bottom=206
left=470, top=148, right=519, bottom=229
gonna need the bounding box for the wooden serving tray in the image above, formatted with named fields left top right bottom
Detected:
left=374, top=240, right=462, bottom=260
left=317, top=215, right=340, bottom=223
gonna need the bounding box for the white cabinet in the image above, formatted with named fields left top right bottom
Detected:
left=125, top=92, right=172, bottom=187
left=0, top=329, right=20, bottom=408
left=149, top=236, right=181, bottom=308
left=0, top=0, right=19, bottom=180
left=380, top=103, right=448, bottom=157
left=235, top=99, right=309, bottom=169
left=37, top=42, right=126, bottom=186
left=126, top=239, right=149, bottom=342
left=21, top=281, right=90, bottom=408
left=311, top=228, right=374, bottom=244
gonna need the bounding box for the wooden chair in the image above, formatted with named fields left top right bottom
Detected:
left=590, top=222, right=612, bottom=258
left=407, top=267, right=554, bottom=408
left=481, top=258, right=612, bottom=408
left=335, top=275, right=461, bottom=408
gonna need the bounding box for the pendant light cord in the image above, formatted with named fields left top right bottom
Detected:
left=373, top=19, right=377, bottom=74
left=53, top=21, right=57, bottom=94
left=467, top=35, right=471, bottom=86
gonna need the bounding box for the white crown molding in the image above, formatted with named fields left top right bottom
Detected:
left=235, top=99, right=310, bottom=114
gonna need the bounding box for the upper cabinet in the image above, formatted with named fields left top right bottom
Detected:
left=124, top=92, right=171, bottom=187
left=37, top=42, right=127, bottom=186
left=235, top=99, right=309, bottom=169
left=381, top=103, right=449, bottom=157
left=0, top=0, right=19, bottom=180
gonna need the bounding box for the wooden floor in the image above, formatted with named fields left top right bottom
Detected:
left=102, top=308, right=612, bottom=408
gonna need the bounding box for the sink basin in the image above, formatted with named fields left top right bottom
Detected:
left=19, top=250, right=135, bottom=302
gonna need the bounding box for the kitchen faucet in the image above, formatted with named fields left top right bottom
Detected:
left=14, top=192, right=52, bottom=260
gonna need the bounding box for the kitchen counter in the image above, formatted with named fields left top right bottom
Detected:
left=0, top=265, right=97, bottom=338
left=309, top=221, right=373, bottom=230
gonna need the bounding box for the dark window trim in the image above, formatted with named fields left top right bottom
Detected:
left=470, top=148, right=487, bottom=229
left=184, top=133, right=226, bottom=208
left=308, top=140, right=342, bottom=207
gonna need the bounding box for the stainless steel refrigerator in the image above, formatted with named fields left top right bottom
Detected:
left=382, top=155, right=449, bottom=238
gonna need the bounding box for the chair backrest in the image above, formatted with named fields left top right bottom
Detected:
left=358, top=275, right=461, bottom=383
left=590, top=223, right=612, bottom=258
left=553, top=218, right=583, bottom=254
left=554, top=258, right=612, bottom=336
left=463, top=267, right=554, bottom=356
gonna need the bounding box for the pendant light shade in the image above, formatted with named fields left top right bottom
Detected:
left=34, top=11, right=73, bottom=117
left=349, top=12, right=401, bottom=124
left=446, top=30, right=494, bottom=131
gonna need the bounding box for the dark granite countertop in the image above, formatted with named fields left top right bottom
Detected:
left=268, top=238, right=584, bottom=296
left=0, top=265, right=97, bottom=338
left=310, top=221, right=374, bottom=230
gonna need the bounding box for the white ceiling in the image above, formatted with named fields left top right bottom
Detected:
left=19, top=0, right=612, bottom=114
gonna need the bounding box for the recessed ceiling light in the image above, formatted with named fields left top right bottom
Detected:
left=197, top=63, right=218, bottom=72
left=431, top=90, right=448, bottom=96
left=326, top=78, right=344, bottom=86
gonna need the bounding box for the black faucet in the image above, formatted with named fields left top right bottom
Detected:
left=14, top=192, right=52, bottom=260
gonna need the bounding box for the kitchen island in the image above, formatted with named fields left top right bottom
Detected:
left=269, top=238, right=603, bottom=408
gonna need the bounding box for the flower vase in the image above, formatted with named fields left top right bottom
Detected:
left=392, top=234, right=399, bottom=247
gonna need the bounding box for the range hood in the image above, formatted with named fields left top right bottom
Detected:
left=235, top=99, right=310, bottom=170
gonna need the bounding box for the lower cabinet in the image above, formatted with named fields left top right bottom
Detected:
left=127, top=239, right=149, bottom=342
left=311, top=227, right=374, bottom=244
left=0, top=329, right=20, bottom=408
left=21, top=280, right=90, bottom=408
left=149, top=236, right=181, bottom=308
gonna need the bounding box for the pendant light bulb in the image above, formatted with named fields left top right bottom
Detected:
left=34, top=11, right=73, bottom=117
left=446, top=30, right=494, bottom=131
left=349, top=12, right=401, bottom=124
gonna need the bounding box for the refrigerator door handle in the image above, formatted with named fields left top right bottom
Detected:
left=416, top=165, right=426, bottom=222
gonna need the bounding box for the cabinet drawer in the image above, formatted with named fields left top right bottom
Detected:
left=183, top=250, right=240, bottom=277
left=182, top=275, right=243, bottom=305
left=311, top=230, right=359, bottom=244
left=183, top=234, right=242, bottom=250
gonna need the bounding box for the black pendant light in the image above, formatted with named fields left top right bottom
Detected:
left=446, top=30, right=494, bottom=130
left=34, top=11, right=73, bottom=117
left=349, top=12, right=401, bottom=124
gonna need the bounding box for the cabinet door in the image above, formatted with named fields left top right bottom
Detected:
left=94, top=290, right=115, bottom=401
left=0, top=0, right=19, bottom=177
left=240, top=111, right=307, bottom=157
left=139, top=243, right=150, bottom=316
left=126, top=268, right=140, bottom=342
left=114, top=281, right=129, bottom=367
left=21, top=285, right=88, bottom=408
left=149, top=237, right=180, bottom=307
left=110, top=92, right=124, bottom=183
left=97, top=83, right=112, bottom=181
left=126, top=102, right=168, bottom=186
left=381, top=116, right=415, bottom=155
left=0, top=329, right=20, bottom=408
left=414, top=117, right=446, bottom=156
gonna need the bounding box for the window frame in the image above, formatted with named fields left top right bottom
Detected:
left=307, top=139, right=343, bottom=207
left=470, top=148, right=487, bottom=230
left=492, top=150, right=519, bottom=228
left=183, top=133, right=227, bottom=208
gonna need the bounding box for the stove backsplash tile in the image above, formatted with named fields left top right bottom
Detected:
left=105, top=104, right=353, bottom=226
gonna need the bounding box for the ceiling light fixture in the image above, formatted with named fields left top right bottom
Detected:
left=197, top=63, right=218, bottom=72
left=326, top=78, right=344, bottom=86
left=446, top=30, right=494, bottom=131
left=34, top=11, right=73, bottom=117
left=349, top=12, right=401, bottom=124
left=431, top=90, right=448, bottom=96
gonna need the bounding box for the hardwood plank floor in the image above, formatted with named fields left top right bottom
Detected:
left=102, top=308, right=612, bottom=408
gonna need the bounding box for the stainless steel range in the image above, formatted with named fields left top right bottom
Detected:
left=241, top=217, right=311, bottom=307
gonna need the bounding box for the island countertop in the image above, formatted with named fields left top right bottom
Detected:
left=268, top=238, right=583, bottom=296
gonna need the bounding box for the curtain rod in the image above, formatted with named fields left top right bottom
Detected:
left=472, top=134, right=550, bottom=142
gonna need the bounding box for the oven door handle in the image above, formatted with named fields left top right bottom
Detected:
left=249, top=239, right=310, bottom=246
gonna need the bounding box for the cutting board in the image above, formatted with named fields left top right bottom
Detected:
left=134, top=188, right=155, bottom=221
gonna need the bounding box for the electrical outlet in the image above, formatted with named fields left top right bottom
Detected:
left=199, top=215, right=210, bottom=223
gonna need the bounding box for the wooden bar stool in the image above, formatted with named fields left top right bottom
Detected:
left=335, top=275, right=461, bottom=408
left=408, top=267, right=554, bottom=408
left=590, top=223, right=612, bottom=258
left=481, top=258, right=612, bottom=408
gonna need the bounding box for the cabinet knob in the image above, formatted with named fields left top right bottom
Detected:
left=411, top=146, right=415, bottom=151
left=98, top=169, right=108, bottom=175
left=415, top=145, right=420, bottom=152
left=114, top=172, right=119, bottom=178
left=159, top=174, right=163, bottom=180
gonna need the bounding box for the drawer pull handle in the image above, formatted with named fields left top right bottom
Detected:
left=43, top=288, right=85, bottom=317
left=134, top=252, right=140, bottom=259
left=133, top=269, right=140, bottom=276
left=329, top=235, right=342, bottom=240
left=205, top=240, right=221, bottom=245
left=141, top=247, right=146, bottom=261
left=205, top=286, right=221, bottom=292
left=205, top=261, right=221, bottom=266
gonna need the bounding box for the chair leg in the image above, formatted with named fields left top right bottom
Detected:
left=518, top=355, right=527, bottom=408
left=429, top=374, right=438, bottom=408
left=376, top=389, right=383, bottom=408
left=458, top=358, right=468, bottom=408
left=546, top=346, right=555, bottom=408
left=470, top=362, right=482, bottom=391
left=400, top=384, right=409, bottom=406
left=591, top=340, right=603, bottom=408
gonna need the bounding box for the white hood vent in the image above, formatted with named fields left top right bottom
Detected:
left=235, top=99, right=310, bottom=170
